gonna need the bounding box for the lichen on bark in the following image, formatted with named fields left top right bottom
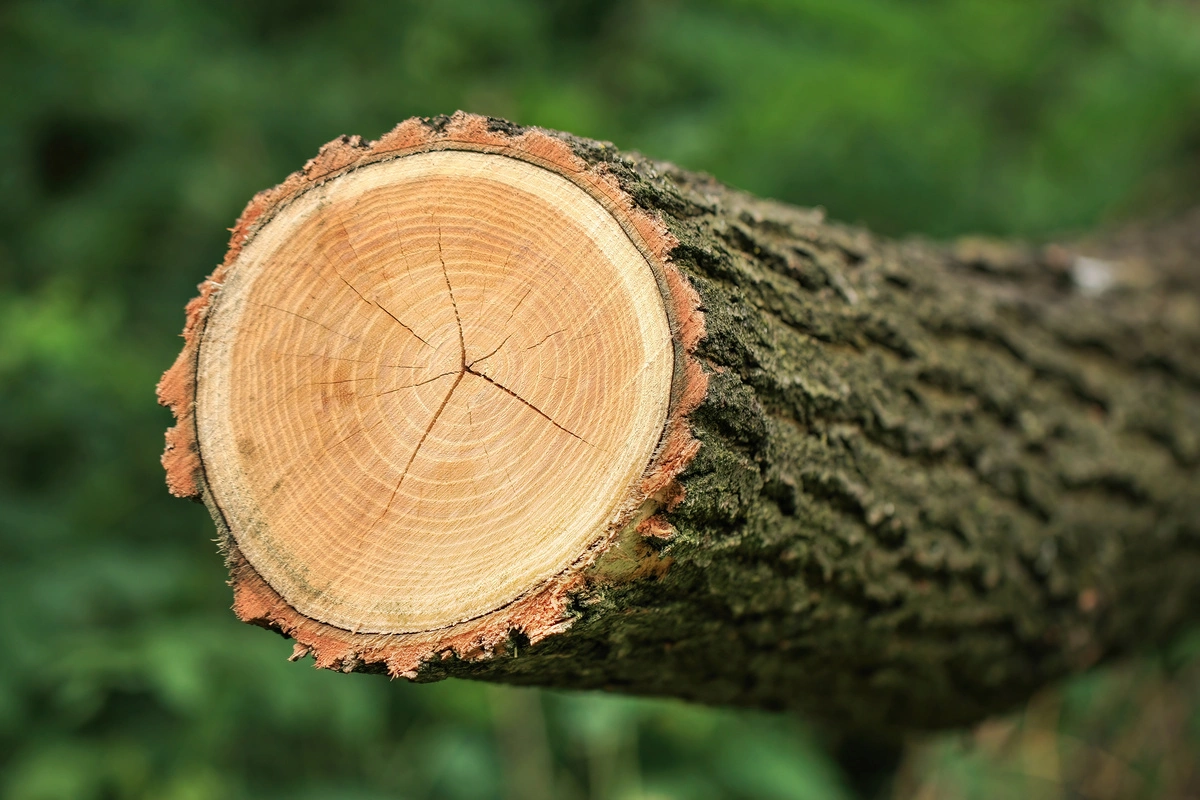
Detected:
left=165, top=114, right=1200, bottom=736
left=423, top=118, right=1200, bottom=735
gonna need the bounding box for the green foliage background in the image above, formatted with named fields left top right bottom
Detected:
left=2, top=1, right=1199, bottom=798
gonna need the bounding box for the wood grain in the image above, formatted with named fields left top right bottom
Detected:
left=196, top=151, right=674, bottom=633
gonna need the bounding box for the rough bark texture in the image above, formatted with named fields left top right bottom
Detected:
left=171, top=114, right=1200, bottom=737
left=405, top=117, right=1200, bottom=736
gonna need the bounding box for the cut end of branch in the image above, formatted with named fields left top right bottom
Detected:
left=159, top=113, right=706, bottom=676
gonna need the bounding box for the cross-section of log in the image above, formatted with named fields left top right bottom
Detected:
left=162, top=112, right=1200, bottom=735
left=200, top=149, right=678, bottom=634
left=159, top=113, right=704, bottom=680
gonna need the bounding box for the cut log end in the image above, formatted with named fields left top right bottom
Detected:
left=161, top=113, right=1200, bottom=727
left=160, top=114, right=705, bottom=674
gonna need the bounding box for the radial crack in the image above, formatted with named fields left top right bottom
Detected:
left=438, top=227, right=466, bottom=366
left=325, top=229, right=433, bottom=350
left=276, top=351, right=423, bottom=369
left=525, top=329, right=565, bottom=350
left=468, top=334, right=512, bottom=369
left=254, top=303, right=360, bottom=343
left=371, top=296, right=433, bottom=349
left=505, top=285, right=534, bottom=326
left=374, top=371, right=465, bottom=528
left=465, top=367, right=592, bottom=446
left=301, top=376, right=386, bottom=387
left=328, top=416, right=386, bottom=452
left=369, top=370, right=459, bottom=398
left=470, top=403, right=520, bottom=497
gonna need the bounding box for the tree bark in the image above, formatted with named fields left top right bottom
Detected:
left=161, top=113, right=1200, bottom=736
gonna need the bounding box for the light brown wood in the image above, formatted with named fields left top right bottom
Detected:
left=162, top=116, right=1200, bottom=728
left=160, top=114, right=707, bottom=675
left=195, top=150, right=675, bottom=634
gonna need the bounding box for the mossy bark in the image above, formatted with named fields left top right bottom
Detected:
left=412, top=119, right=1200, bottom=736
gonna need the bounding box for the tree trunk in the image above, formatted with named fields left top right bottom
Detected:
left=159, top=112, right=1200, bottom=736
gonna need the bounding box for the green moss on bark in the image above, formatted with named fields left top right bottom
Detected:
left=403, top=120, right=1200, bottom=736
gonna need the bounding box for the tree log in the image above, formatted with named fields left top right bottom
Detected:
left=159, top=112, right=1200, bottom=735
